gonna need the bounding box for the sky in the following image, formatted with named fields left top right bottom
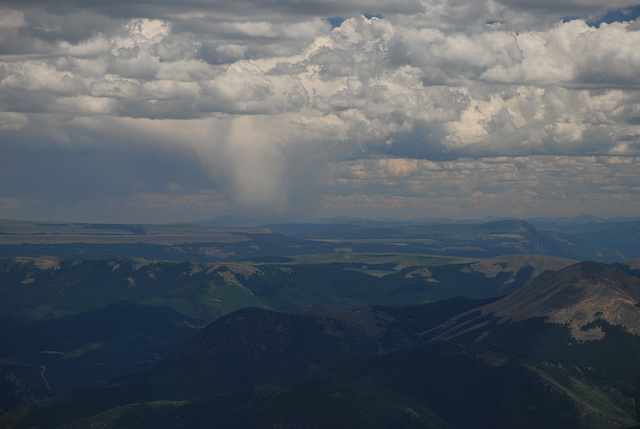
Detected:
left=1, top=0, right=640, bottom=223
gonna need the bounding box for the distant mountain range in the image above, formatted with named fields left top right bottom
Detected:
left=0, top=253, right=574, bottom=322
left=4, top=261, right=640, bottom=427
left=2, top=218, right=640, bottom=261
left=196, top=213, right=640, bottom=228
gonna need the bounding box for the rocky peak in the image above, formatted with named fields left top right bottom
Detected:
left=433, top=261, right=640, bottom=341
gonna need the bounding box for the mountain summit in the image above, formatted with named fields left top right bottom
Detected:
left=434, top=261, right=640, bottom=341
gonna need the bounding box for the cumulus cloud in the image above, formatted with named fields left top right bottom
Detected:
left=0, top=112, right=28, bottom=130
left=316, top=155, right=640, bottom=218
left=1, top=0, right=639, bottom=221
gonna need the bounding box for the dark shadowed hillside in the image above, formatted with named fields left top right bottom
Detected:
left=5, top=262, right=640, bottom=427
left=0, top=301, right=203, bottom=413
left=0, top=253, right=576, bottom=411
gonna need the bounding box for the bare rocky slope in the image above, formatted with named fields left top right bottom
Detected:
left=431, top=261, right=640, bottom=341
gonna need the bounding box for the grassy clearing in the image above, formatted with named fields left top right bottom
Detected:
left=0, top=219, right=271, bottom=245
left=245, top=252, right=481, bottom=278
left=309, top=238, right=438, bottom=244
left=525, top=363, right=639, bottom=428
left=63, top=342, right=104, bottom=359
left=284, top=253, right=479, bottom=267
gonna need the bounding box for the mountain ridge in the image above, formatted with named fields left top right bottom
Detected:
left=431, top=261, right=640, bottom=342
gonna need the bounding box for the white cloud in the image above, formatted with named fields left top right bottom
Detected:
left=0, top=112, right=28, bottom=130
left=0, top=9, right=26, bottom=29
left=1, top=1, right=639, bottom=221
left=316, top=155, right=640, bottom=218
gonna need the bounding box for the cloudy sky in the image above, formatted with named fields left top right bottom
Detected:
left=1, top=0, right=640, bottom=223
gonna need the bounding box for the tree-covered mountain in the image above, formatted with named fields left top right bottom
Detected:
left=0, top=301, right=203, bottom=412
left=0, top=253, right=574, bottom=323
left=2, top=253, right=572, bottom=410
left=4, top=261, right=640, bottom=428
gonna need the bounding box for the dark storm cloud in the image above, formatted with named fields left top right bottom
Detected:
left=5, top=0, right=423, bottom=17
left=496, top=0, right=640, bottom=13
